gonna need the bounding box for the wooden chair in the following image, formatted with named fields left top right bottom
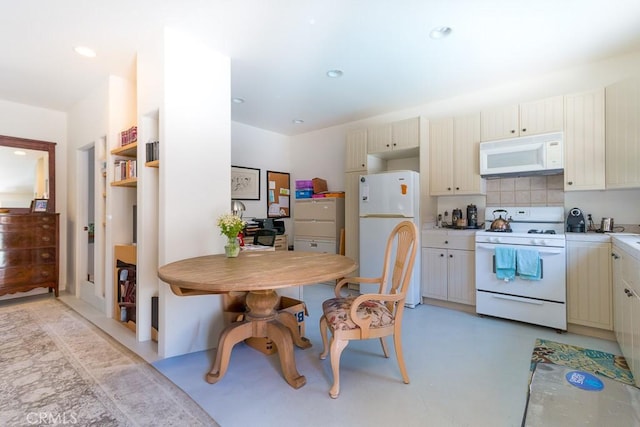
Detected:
left=253, top=228, right=277, bottom=246
left=319, top=220, right=419, bottom=398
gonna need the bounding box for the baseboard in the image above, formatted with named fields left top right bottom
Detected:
left=567, top=323, right=616, bottom=341
left=421, top=297, right=476, bottom=315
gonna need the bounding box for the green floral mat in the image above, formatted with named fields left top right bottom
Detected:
left=530, top=338, right=635, bottom=386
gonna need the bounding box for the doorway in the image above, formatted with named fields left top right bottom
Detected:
left=76, top=138, right=106, bottom=312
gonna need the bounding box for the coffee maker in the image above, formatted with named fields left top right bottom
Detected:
left=566, top=207, right=586, bottom=233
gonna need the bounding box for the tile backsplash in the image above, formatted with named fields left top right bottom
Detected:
left=485, top=174, right=564, bottom=207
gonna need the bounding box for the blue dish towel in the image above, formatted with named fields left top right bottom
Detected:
left=517, top=249, right=541, bottom=280
left=495, top=247, right=516, bottom=281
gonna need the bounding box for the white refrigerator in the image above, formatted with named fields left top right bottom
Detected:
left=359, top=170, right=421, bottom=308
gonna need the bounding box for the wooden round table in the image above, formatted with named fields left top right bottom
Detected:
left=158, top=250, right=357, bottom=389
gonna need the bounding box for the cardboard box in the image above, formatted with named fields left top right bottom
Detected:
left=244, top=296, right=308, bottom=355
left=312, top=177, right=328, bottom=193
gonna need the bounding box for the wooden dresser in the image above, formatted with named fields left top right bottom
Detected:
left=0, top=213, right=59, bottom=297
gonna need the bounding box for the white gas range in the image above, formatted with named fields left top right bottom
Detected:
left=474, top=206, right=567, bottom=330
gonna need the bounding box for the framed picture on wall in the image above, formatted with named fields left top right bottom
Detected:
left=231, top=166, right=260, bottom=200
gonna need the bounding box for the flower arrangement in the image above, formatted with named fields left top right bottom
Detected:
left=217, top=213, right=246, bottom=241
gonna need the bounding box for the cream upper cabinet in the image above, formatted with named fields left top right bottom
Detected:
left=367, top=117, right=419, bottom=154
left=429, top=114, right=484, bottom=196
left=606, top=77, right=640, bottom=189
left=564, top=88, right=606, bottom=191
left=566, top=238, right=612, bottom=330
left=481, top=104, right=519, bottom=141
left=345, top=128, right=368, bottom=172
left=519, top=96, right=564, bottom=135
left=481, top=96, right=563, bottom=141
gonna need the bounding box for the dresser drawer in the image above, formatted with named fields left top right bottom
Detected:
left=294, top=220, right=336, bottom=239
left=0, top=248, right=56, bottom=268
left=0, top=213, right=56, bottom=225
left=0, top=229, right=57, bottom=249
left=0, top=264, right=57, bottom=286
left=294, top=199, right=338, bottom=221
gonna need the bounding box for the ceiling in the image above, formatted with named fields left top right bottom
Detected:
left=2, top=0, right=640, bottom=136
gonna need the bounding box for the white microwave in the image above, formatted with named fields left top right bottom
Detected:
left=479, top=132, right=563, bottom=178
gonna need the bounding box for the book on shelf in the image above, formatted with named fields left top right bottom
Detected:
left=146, top=140, right=159, bottom=162
left=119, top=126, right=138, bottom=147
left=113, top=159, right=137, bottom=181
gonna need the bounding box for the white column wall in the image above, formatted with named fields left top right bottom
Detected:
left=157, top=28, right=231, bottom=358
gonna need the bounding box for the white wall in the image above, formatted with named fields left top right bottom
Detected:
left=284, top=50, right=640, bottom=227
left=157, top=28, right=232, bottom=358
left=0, top=99, right=68, bottom=293
left=231, top=122, right=292, bottom=239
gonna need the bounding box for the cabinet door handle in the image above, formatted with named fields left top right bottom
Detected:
left=439, top=253, right=444, bottom=257
left=449, top=254, right=453, bottom=258
left=612, top=253, right=620, bottom=259
left=567, top=181, right=573, bottom=185
left=510, top=129, right=516, bottom=134
left=521, top=128, right=527, bottom=132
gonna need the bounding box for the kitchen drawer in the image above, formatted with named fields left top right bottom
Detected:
left=423, top=231, right=474, bottom=250
left=294, top=220, right=336, bottom=239
left=294, top=199, right=339, bottom=221
left=294, top=238, right=337, bottom=254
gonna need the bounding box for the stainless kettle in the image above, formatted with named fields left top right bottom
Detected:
left=490, top=209, right=511, bottom=231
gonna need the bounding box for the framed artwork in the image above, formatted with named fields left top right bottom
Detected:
left=231, top=166, right=260, bottom=200
left=266, top=170, right=290, bottom=218
left=31, top=198, right=49, bottom=213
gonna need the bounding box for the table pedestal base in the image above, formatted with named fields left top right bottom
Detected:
left=206, top=290, right=312, bottom=389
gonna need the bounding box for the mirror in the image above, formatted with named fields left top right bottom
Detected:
left=266, top=170, right=290, bottom=218
left=0, top=135, right=56, bottom=213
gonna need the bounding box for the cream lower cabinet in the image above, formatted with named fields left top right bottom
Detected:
left=566, top=238, right=612, bottom=330
left=421, top=230, right=475, bottom=305
left=612, top=241, right=640, bottom=386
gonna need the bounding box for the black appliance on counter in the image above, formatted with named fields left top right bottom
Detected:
left=254, top=218, right=285, bottom=235
left=566, top=207, right=586, bottom=233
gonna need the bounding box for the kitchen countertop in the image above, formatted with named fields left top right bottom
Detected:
left=610, top=233, right=640, bottom=258
left=565, top=232, right=611, bottom=242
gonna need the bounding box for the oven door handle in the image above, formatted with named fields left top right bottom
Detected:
left=476, top=244, right=564, bottom=256
left=491, top=294, right=544, bottom=305
left=491, top=255, right=544, bottom=278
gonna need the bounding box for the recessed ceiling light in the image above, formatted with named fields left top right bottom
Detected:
left=232, top=97, right=245, bottom=104
left=429, top=26, right=452, bottom=40
left=14, top=150, right=26, bottom=156
left=292, top=119, right=304, bottom=124
left=74, top=46, right=97, bottom=58
left=326, top=69, right=343, bottom=78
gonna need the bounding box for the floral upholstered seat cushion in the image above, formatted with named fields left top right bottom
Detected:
left=322, top=297, right=394, bottom=331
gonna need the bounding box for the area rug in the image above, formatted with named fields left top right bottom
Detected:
left=0, top=297, right=219, bottom=426
left=530, top=338, right=635, bottom=386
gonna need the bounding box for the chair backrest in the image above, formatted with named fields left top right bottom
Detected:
left=379, top=221, right=419, bottom=301
left=253, top=228, right=277, bottom=246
